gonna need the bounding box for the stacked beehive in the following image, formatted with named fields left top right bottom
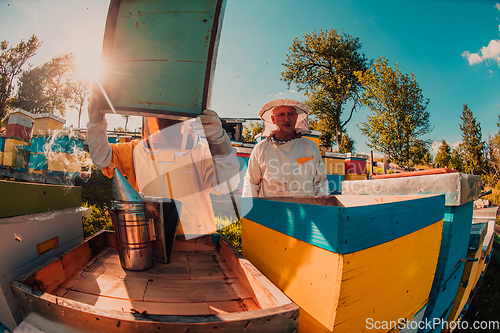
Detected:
left=29, top=113, right=65, bottom=174
left=323, top=152, right=346, bottom=195
left=3, top=109, right=33, bottom=171
left=45, top=130, right=85, bottom=178
left=344, top=153, right=369, bottom=181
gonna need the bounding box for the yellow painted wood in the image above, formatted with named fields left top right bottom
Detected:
left=242, top=218, right=343, bottom=333
left=445, top=248, right=483, bottom=327
left=32, top=116, right=64, bottom=136
left=323, top=157, right=345, bottom=175
left=242, top=218, right=443, bottom=333
left=4, top=138, right=28, bottom=153
left=36, top=236, right=59, bottom=256
left=344, top=173, right=367, bottom=181
left=304, top=135, right=320, bottom=149
left=46, top=152, right=81, bottom=172
left=334, top=220, right=443, bottom=332
left=0, top=151, right=3, bottom=165
left=3, top=151, right=14, bottom=167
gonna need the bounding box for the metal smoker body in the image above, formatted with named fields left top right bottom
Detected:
left=110, top=168, right=154, bottom=271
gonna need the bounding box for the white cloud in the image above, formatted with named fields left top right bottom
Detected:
left=495, top=3, right=500, bottom=11
left=431, top=140, right=441, bottom=155
left=451, top=141, right=461, bottom=149
left=462, top=39, right=500, bottom=66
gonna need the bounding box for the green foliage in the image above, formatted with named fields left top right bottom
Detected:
left=357, top=57, right=431, bottom=167
left=0, top=35, right=42, bottom=119
left=449, top=147, right=465, bottom=172
left=10, top=53, right=80, bottom=116
left=486, top=112, right=500, bottom=184
left=216, top=217, right=241, bottom=252
left=242, top=121, right=263, bottom=142
left=281, top=28, right=369, bottom=149
left=82, top=202, right=113, bottom=239
left=339, top=133, right=355, bottom=153
left=459, top=104, right=485, bottom=175
left=81, top=166, right=113, bottom=207
left=409, top=139, right=432, bottom=166
left=434, top=140, right=452, bottom=168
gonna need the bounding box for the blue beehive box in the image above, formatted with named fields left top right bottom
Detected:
left=29, top=153, right=47, bottom=171
left=68, top=137, right=84, bottom=154
left=30, top=136, right=47, bottom=153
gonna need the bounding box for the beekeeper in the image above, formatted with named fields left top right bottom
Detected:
left=242, top=99, right=328, bottom=198
left=86, top=90, right=240, bottom=236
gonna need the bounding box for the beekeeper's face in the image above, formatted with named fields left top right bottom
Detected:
left=271, top=106, right=298, bottom=136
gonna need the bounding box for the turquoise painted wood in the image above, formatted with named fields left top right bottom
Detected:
left=241, top=195, right=445, bottom=254
left=30, top=136, right=46, bottom=153
left=29, top=153, right=47, bottom=170
left=0, top=136, right=4, bottom=152
left=100, top=0, right=226, bottom=118
left=426, top=262, right=465, bottom=333
left=326, top=174, right=344, bottom=194
left=418, top=202, right=473, bottom=333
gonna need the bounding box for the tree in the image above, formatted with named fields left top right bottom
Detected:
left=410, top=139, right=432, bottom=166
left=434, top=140, right=452, bottom=168
left=449, top=147, right=465, bottom=172
left=281, top=29, right=369, bottom=149
left=123, top=114, right=130, bottom=132
left=459, top=103, right=484, bottom=175
left=0, top=35, right=42, bottom=119
left=68, top=76, right=90, bottom=128
left=339, top=133, right=355, bottom=153
left=12, top=53, right=76, bottom=116
left=486, top=112, right=500, bottom=184
left=242, top=121, right=263, bottom=142
left=357, top=57, right=431, bottom=167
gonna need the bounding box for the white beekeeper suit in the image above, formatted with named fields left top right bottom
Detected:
left=242, top=99, right=328, bottom=198
left=87, top=91, right=240, bottom=236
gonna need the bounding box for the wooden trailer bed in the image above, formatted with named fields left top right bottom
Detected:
left=11, top=231, right=298, bottom=333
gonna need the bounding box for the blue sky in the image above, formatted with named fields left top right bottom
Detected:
left=1, top=0, right=500, bottom=155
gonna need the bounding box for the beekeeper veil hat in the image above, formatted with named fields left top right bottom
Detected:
left=258, top=99, right=310, bottom=138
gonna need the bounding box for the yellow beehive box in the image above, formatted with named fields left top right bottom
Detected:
left=4, top=138, right=28, bottom=153
left=3, top=151, right=15, bottom=167
left=344, top=173, right=368, bottom=181
left=32, top=113, right=65, bottom=136
left=47, top=153, right=81, bottom=173
left=323, top=152, right=346, bottom=175
left=0, top=151, right=3, bottom=166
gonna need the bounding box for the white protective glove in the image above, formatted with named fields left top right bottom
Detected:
left=198, top=109, right=232, bottom=157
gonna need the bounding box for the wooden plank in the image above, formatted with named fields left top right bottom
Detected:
left=61, top=242, right=92, bottom=280
left=219, top=235, right=291, bottom=310
left=23, top=258, right=66, bottom=294
left=62, top=290, right=213, bottom=315
left=144, top=277, right=238, bottom=303
left=173, top=234, right=218, bottom=252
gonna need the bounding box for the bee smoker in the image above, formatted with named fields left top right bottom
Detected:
left=109, top=168, right=153, bottom=271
